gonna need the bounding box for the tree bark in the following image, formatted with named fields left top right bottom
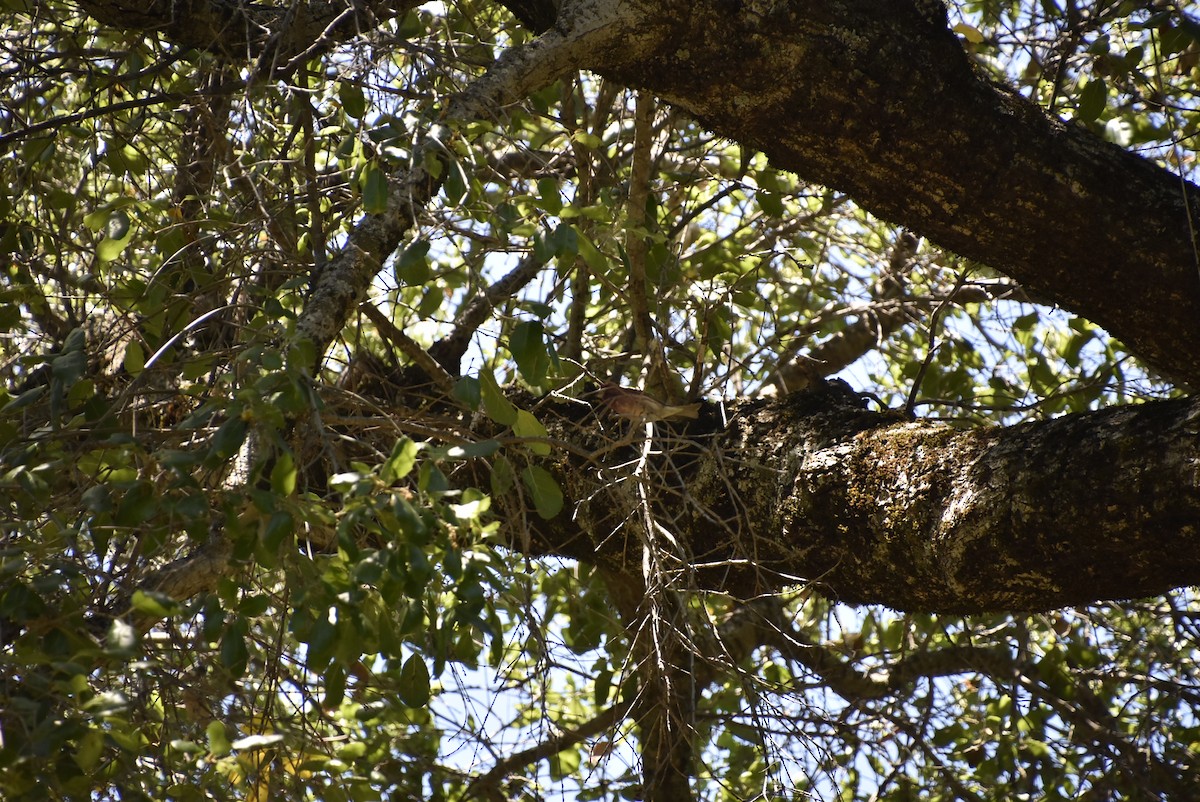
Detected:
left=507, top=380, right=1200, bottom=613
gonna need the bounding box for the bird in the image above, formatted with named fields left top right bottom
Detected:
left=597, top=383, right=701, bottom=422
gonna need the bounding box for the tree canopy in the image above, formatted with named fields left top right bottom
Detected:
left=2, top=0, right=1200, bottom=800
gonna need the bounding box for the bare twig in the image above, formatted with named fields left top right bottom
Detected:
left=905, top=268, right=968, bottom=415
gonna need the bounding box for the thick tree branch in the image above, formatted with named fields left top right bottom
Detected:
left=720, top=598, right=1195, bottom=793
left=771, top=231, right=920, bottom=393
left=748, top=603, right=1012, bottom=700
left=508, top=380, right=1200, bottom=613
left=78, top=0, right=1200, bottom=386
left=123, top=378, right=1200, bottom=620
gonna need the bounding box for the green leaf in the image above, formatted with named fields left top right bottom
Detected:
left=513, top=410, right=550, bottom=456
left=323, top=663, right=347, bottom=709
left=570, top=130, right=602, bottom=149
left=115, top=481, right=156, bottom=526
left=547, top=224, right=579, bottom=261
left=549, top=745, right=581, bottom=780
left=105, top=209, right=131, bottom=240
left=97, top=226, right=133, bottom=263
left=123, top=340, right=145, bottom=376
left=479, top=370, right=517, bottom=426
left=594, top=666, right=613, bottom=706
left=1077, top=78, right=1107, bottom=123
left=397, top=654, right=431, bottom=707
left=3, top=385, right=45, bottom=411
left=509, top=320, right=552, bottom=386
left=270, top=451, right=297, bottom=496
left=106, top=618, right=138, bottom=656
left=81, top=484, right=112, bottom=513
left=231, top=733, right=285, bottom=751
left=537, top=177, right=562, bottom=214
left=382, top=437, right=420, bottom=482
left=397, top=240, right=432, bottom=284
left=453, top=376, right=481, bottom=409
left=259, top=511, right=293, bottom=560
left=444, top=159, right=468, bottom=205
left=450, top=495, right=490, bottom=521
left=418, top=286, right=442, bottom=317
left=131, top=590, right=177, bottom=621
left=83, top=208, right=109, bottom=231
left=206, top=721, right=231, bottom=757
left=339, top=81, right=367, bottom=119
left=490, top=455, right=515, bottom=495
left=207, top=416, right=247, bottom=465
left=303, top=616, right=339, bottom=671
left=52, top=327, right=87, bottom=385
left=756, top=190, right=784, bottom=217
left=442, top=439, right=501, bottom=459
left=362, top=163, right=389, bottom=214
left=220, top=619, right=249, bottom=677
left=522, top=465, right=563, bottom=519
left=576, top=232, right=608, bottom=272
left=335, top=741, right=368, bottom=761
left=74, top=728, right=105, bottom=772
left=952, top=22, right=985, bottom=43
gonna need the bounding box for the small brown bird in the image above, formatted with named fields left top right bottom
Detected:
left=597, top=383, right=701, bottom=422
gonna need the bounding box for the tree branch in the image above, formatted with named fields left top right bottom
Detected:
left=359, top=302, right=456, bottom=393
left=706, top=598, right=1008, bottom=700
left=503, top=381, right=1200, bottom=612
left=719, top=598, right=1195, bottom=794
left=427, top=252, right=548, bottom=374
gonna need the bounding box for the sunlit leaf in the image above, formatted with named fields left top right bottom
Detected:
left=131, top=590, right=177, bottom=621
left=953, top=22, right=985, bottom=43
left=479, top=370, right=518, bottom=426
left=270, top=451, right=297, bottom=496
left=231, top=733, right=285, bottom=751
left=382, top=437, right=420, bottom=483
left=206, top=722, right=231, bottom=757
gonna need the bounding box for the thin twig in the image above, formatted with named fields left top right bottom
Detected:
left=905, top=268, right=968, bottom=416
